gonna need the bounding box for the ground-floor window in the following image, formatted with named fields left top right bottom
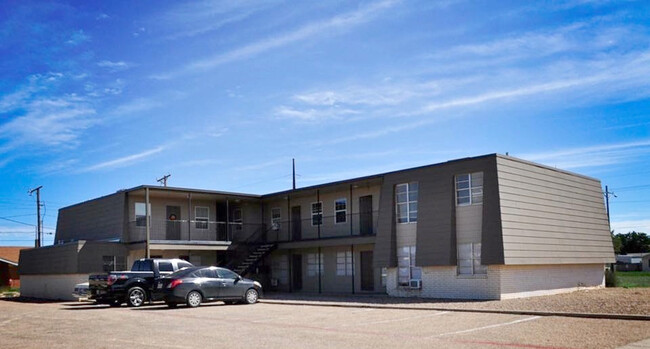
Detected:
left=306, top=253, right=324, bottom=277
left=397, top=246, right=421, bottom=286
left=336, top=250, right=353, bottom=276
left=457, top=243, right=487, bottom=275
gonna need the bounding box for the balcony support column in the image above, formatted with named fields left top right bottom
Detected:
left=351, top=244, right=355, bottom=294
left=226, top=198, right=230, bottom=241
left=187, top=193, right=192, bottom=241
left=145, top=187, right=150, bottom=258
left=317, top=189, right=321, bottom=239
left=349, top=184, right=353, bottom=236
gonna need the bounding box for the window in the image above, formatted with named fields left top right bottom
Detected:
left=396, top=182, right=418, bottom=223
left=218, top=268, right=239, bottom=279
left=457, top=243, right=487, bottom=275
left=456, top=172, right=483, bottom=206
left=306, top=253, right=324, bottom=277
left=232, top=207, right=243, bottom=230
left=195, top=206, right=209, bottom=229
left=197, top=268, right=218, bottom=278
left=135, top=202, right=151, bottom=227
left=397, top=246, right=421, bottom=286
left=158, top=261, right=174, bottom=272
left=334, top=199, right=347, bottom=224
left=336, top=250, right=353, bottom=276
left=311, top=202, right=323, bottom=226
left=177, top=261, right=193, bottom=270
left=102, top=256, right=126, bottom=272
left=271, top=208, right=281, bottom=225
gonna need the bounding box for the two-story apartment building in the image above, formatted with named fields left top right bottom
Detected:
left=20, top=154, right=615, bottom=300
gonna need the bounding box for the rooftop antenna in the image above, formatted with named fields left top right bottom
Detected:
left=292, top=158, right=296, bottom=190
left=157, top=174, right=171, bottom=187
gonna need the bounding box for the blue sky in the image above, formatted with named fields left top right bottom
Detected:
left=1, top=0, right=649, bottom=246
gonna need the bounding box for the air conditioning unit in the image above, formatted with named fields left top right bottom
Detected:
left=409, top=279, right=422, bottom=289
left=271, top=222, right=280, bottom=231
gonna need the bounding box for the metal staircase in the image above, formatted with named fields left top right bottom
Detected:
left=233, top=243, right=276, bottom=275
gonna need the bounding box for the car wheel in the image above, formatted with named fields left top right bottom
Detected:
left=244, top=288, right=259, bottom=304
left=186, top=291, right=202, bottom=308
left=127, top=287, right=146, bottom=307
left=167, top=302, right=178, bottom=308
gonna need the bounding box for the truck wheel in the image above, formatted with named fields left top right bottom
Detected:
left=244, top=288, right=259, bottom=304
left=127, top=287, right=146, bottom=307
left=186, top=291, right=202, bottom=308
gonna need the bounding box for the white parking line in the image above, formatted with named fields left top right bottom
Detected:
left=427, top=316, right=541, bottom=338
left=334, top=311, right=450, bottom=328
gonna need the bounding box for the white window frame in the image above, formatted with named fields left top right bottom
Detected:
left=397, top=246, right=421, bottom=286
left=334, top=198, right=347, bottom=224
left=195, top=206, right=209, bottom=230
left=271, top=207, right=281, bottom=225
left=306, top=253, right=324, bottom=277
left=135, top=202, right=151, bottom=227
left=456, top=172, right=483, bottom=206
left=457, top=242, right=487, bottom=275
left=336, top=250, right=353, bottom=276
left=395, top=182, right=418, bottom=224
left=311, top=202, right=323, bottom=226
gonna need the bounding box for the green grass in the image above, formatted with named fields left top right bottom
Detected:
left=616, top=271, right=650, bottom=288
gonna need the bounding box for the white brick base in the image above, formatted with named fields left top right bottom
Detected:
left=21, top=274, right=89, bottom=301
left=386, top=264, right=605, bottom=300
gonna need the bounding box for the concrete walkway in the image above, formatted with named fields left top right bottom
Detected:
left=618, top=338, right=650, bottom=349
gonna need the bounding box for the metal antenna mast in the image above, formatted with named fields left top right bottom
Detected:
left=292, top=158, right=296, bottom=190
left=28, top=186, right=43, bottom=248
left=157, top=174, right=171, bottom=187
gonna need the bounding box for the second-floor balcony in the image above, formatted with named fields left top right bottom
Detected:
left=266, top=211, right=379, bottom=243
left=126, top=219, right=264, bottom=243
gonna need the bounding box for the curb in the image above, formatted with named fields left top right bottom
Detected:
left=260, top=299, right=650, bottom=321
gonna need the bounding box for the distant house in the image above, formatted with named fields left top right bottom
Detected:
left=615, top=253, right=650, bottom=271
left=0, top=246, right=28, bottom=288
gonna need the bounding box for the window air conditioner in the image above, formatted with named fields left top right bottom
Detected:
left=409, top=279, right=421, bottom=289
left=271, top=222, right=280, bottom=231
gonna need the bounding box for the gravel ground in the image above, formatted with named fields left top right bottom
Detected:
left=264, top=288, right=650, bottom=315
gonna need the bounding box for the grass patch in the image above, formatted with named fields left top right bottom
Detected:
left=616, top=271, right=650, bottom=288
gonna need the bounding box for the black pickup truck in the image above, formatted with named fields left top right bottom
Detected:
left=89, top=258, right=193, bottom=307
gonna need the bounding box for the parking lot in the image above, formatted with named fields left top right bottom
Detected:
left=1, top=299, right=649, bottom=348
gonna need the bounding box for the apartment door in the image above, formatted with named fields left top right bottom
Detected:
left=166, top=206, right=181, bottom=240
left=291, top=206, right=302, bottom=241
left=359, top=195, right=373, bottom=236
left=292, top=254, right=302, bottom=291
left=360, top=251, right=374, bottom=291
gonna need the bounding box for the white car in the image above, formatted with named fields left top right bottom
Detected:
left=72, top=282, right=89, bottom=300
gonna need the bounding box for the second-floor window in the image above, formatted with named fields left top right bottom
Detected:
left=456, top=172, right=483, bottom=206
left=135, top=202, right=151, bottom=227
left=232, top=208, right=243, bottom=230
left=271, top=208, right=281, bottom=225
left=335, top=198, right=347, bottom=224
left=311, top=202, right=323, bottom=226
left=195, top=206, right=209, bottom=229
left=396, top=182, right=418, bottom=223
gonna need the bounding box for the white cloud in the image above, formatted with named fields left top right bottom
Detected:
left=65, top=30, right=90, bottom=45
left=97, top=60, right=134, bottom=72
left=81, top=146, right=167, bottom=172
left=611, top=219, right=650, bottom=234
left=274, top=106, right=360, bottom=121
left=152, top=0, right=400, bottom=79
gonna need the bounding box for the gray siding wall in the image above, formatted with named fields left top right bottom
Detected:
left=496, top=156, right=615, bottom=264
left=19, top=241, right=127, bottom=275
left=55, top=192, right=126, bottom=242
left=374, top=155, right=503, bottom=268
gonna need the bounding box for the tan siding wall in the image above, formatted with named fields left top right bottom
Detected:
left=496, top=156, right=615, bottom=265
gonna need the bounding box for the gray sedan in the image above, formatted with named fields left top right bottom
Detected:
left=156, top=266, right=262, bottom=308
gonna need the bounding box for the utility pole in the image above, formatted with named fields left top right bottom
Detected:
left=292, top=158, right=296, bottom=190
left=28, top=186, right=43, bottom=248
left=157, top=174, right=171, bottom=187
left=604, top=185, right=616, bottom=227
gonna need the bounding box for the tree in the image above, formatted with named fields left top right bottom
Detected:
left=614, top=231, right=650, bottom=254
left=611, top=231, right=622, bottom=254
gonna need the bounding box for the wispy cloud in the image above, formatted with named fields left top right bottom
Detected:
left=520, top=140, right=650, bottom=169
left=80, top=146, right=167, bottom=172
left=65, top=29, right=90, bottom=46
left=97, top=60, right=134, bottom=72
left=611, top=219, right=650, bottom=234
left=152, top=0, right=399, bottom=79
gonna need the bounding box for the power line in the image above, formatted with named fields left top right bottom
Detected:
left=0, top=216, right=35, bottom=227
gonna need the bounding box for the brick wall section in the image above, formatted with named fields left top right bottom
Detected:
left=498, top=263, right=605, bottom=299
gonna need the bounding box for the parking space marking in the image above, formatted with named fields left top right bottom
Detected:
left=428, top=316, right=541, bottom=338
left=334, top=311, right=450, bottom=327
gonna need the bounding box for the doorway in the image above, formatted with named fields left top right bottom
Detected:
left=292, top=254, right=302, bottom=291
left=166, top=206, right=181, bottom=240
left=291, top=206, right=302, bottom=241
left=359, top=195, right=373, bottom=235
left=360, top=251, right=374, bottom=291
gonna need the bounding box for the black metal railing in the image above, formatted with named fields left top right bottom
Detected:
left=265, top=210, right=379, bottom=243
left=126, top=219, right=265, bottom=243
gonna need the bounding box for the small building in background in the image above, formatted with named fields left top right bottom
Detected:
left=615, top=253, right=650, bottom=271
left=0, top=246, right=28, bottom=288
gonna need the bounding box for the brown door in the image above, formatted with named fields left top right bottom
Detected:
left=292, top=254, right=302, bottom=291
left=166, top=206, right=181, bottom=240
left=360, top=251, right=374, bottom=291
left=291, top=206, right=302, bottom=241
left=359, top=195, right=373, bottom=235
